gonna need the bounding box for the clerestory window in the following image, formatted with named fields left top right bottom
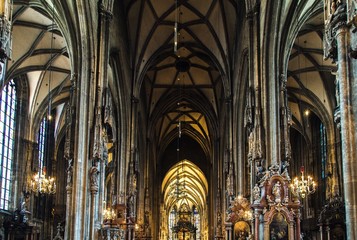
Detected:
left=0, top=79, right=17, bottom=210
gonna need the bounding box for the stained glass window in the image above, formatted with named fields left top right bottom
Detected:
left=0, top=80, right=16, bottom=210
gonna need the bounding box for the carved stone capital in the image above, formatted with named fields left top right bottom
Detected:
left=99, top=3, right=113, bottom=21
left=0, top=17, right=12, bottom=62
left=324, top=3, right=348, bottom=61
left=90, top=161, right=100, bottom=194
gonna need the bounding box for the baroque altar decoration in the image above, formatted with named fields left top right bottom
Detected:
left=171, top=203, right=197, bottom=239
left=226, top=195, right=253, bottom=239
left=251, top=164, right=301, bottom=240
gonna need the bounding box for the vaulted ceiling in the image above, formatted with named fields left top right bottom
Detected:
left=123, top=0, right=239, bottom=154
left=7, top=1, right=336, bottom=211
left=8, top=3, right=70, bottom=136
left=287, top=12, right=336, bottom=137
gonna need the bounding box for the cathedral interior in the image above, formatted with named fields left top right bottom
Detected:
left=0, top=0, right=356, bottom=239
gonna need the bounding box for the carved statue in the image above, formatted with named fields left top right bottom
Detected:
left=244, top=87, right=254, bottom=131
left=253, top=184, right=261, bottom=203
left=255, top=160, right=265, bottom=182
left=90, top=161, right=99, bottom=191
left=259, top=169, right=270, bottom=185
left=324, top=0, right=346, bottom=61
left=331, top=0, right=337, bottom=15
left=226, top=172, right=234, bottom=196
left=66, top=161, right=73, bottom=186
left=281, top=161, right=290, bottom=181
left=272, top=181, right=282, bottom=203
left=128, top=194, right=136, bottom=218
left=101, top=129, right=109, bottom=163
left=350, top=0, right=357, bottom=24
left=335, top=76, right=340, bottom=106
left=248, top=132, right=254, bottom=159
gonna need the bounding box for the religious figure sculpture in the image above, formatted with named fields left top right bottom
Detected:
left=248, top=132, right=254, bottom=159
left=253, top=184, right=261, bottom=203
left=66, top=159, right=73, bottom=186
left=272, top=181, right=282, bottom=203
left=90, top=161, right=99, bottom=192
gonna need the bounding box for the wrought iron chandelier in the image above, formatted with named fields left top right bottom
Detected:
left=290, top=166, right=316, bottom=199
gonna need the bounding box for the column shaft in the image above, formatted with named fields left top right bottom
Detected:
left=336, top=26, right=357, bottom=239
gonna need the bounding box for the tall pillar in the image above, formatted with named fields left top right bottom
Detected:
left=225, top=222, right=232, bottom=240
left=246, top=2, right=265, bottom=199
left=65, top=183, right=72, bottom=240
left=89, top=160, right=99, bottom=240
left=324, top=2, right=357, bottom=238
left=253, top=210, right=260, bottom=240
left=335, top=13, right=357, bottom=240
left=295, top=210, right=301, bottom=240
left=64, top=74, right=77, bottom=240
left=0, top=0, right=12, bottom=85
left=91, top=3, right=113, bottom=238
left=319, top=224, right=323, bottom=240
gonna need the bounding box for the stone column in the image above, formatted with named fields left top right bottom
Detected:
left=326, top=226, right=331, bottom=240
left=254, top=210, right=260, bottom=240
left=295, top=210, right=301, bottom=240
left=65, top=176, right=73, bottom=240
left=324, top=3, right=357, bottom=238
left=0, top=0, right=12, bottom=85
left=127, top=224, right=134, bottom=240
left=319, top=224, right=323, bottom=240
left=225, top=97, right=234, bottom=202
left=225, top=222, right=232, bottom=240
left=335, top=19, right=357, bottom=240
left=289, top=223, right=294, bottom=240
left=263, top=221, right=269, bottom=240
left=64, top=75, right=77, bottom=240
left=89, top=160, right=99, bottom=240
left=279, top=74, right=291, bottom=175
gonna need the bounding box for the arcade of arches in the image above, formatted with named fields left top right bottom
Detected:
left=0, top=0, right=356, bottom=239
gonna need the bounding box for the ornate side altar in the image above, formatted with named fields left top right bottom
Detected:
left=251, top=164, right=301, bottom=240
left=226, top=195, right=253, bottom=239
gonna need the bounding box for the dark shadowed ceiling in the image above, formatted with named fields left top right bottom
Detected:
left=124, top=0, right=238, bottom=152
left=8, top=3, right=70, bottom=135
left=7, top=0, right=335, bottom=218
left=123, top=0, right=239, bottom=214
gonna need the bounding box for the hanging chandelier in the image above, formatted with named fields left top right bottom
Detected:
left=169, top=172, right=186, bottom=199
left=290, top=166, right=316, bottom=199
left=103, top=207, right=116, bottom=224
left=29, top=168, right=56, bottom=195
left=29, top=3, right=57, bottom=196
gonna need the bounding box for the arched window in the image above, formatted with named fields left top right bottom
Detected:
left=34, top=114, right=54, bottom=219
left=193, top=206, right=200, bottom=239
left=320, top=123, right=327, bottom=181
left=38, top=116, right=47, bottom=173
left=0, top=79, right=17, bottom=210
left=169, top=206, right=177, bottom=240
left=319, top=123, right=328, bottom=207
